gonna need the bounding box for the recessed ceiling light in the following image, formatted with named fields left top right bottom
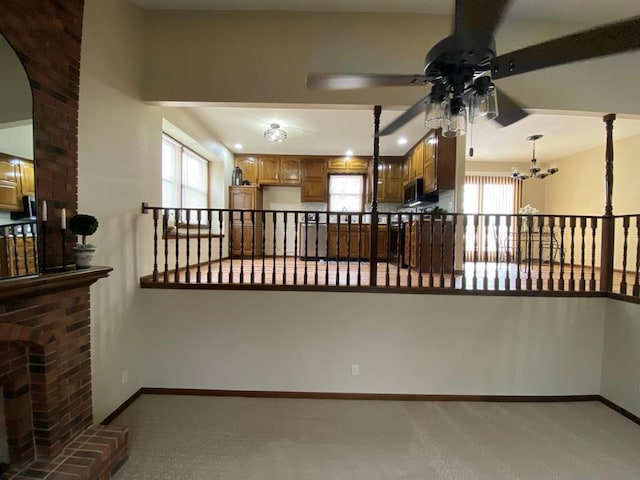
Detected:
left=345, top=150, right=354, bottom=157
left=397, top=137, right=408, bottom=145
left=234, top=143, right=243, bottom=150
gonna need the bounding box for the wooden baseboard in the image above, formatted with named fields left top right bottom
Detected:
left=140, top=387, right=598, bottom=403
left=101, top=388, right=142, bottom=425
left=101, top=388, right=640, bottom=430
left=598, top=395, right=640, bottom=426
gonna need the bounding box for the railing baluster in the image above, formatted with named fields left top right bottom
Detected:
left=218, top=211, right=223, bottom=283
left=396, top=214, right=402, bottom=287
left=558, top=217, right=566, bottom=291
left=450, top=214, right=457, bottom=289
left=228, top=210, right=234, bottom=283
left=261, top=211, right=266, bottom=284
left=272, top=211, right=277, bottom=284
left=634, top=215, right=640, bottom=297
left=251, top=211, right=256, bottom=284
left=428, top=214, right=434, bottom=288
left=620, top=216, right=630, bottom=295
left=525, top=215, right=533, bottom=290
left=385, top=215, right=391, bottom=287
left=483, top=214, right=489, bottom=290
left=493, top=215, right=500, bottom=290
left=152, top=208, right=159, bottom=282
left=536, top=215, right=544, bottom=290
left=569, top=217, right=576, bottom=291
left=207, top=210, right=212, bottom=284
left=406, top=217, right=413, bottom=288
left=579, top=217, right=587, bottom=292
left=20, top=228, right=28, bottom=275
left=325, top=214, right=330, bottom=286
left=10, top=228, right=19, bottom=276
left=504, top=215, right=511, bottom=291
left=589, top=217, right=597, bottom=291
left=547, top=216, right=556, bottom=291
left=346, top=215, right=351, bottom=286
left=303, top=214, right=309, bottom=285
left=473, top=214, right=480, bottom=290
left=357, top=214, right=362, bottom=287
left=417, top=215, right=424, bottom=288
left=515, top=215, right=522, bottom=291
left=283, top=211, right=288, bottom=285
left=314, top=214, right=320, bottom=286
left=239, top=210, right=245, bottom=283
left=439, top=215, right=446, bottom=288
left=462, top=214, right=469, bottom=289
left=174, top=208, right=180, bottom=283
left=294, top=212, right=299, bottom=286
left=196, top=210, right=202, bottom=283
left=185, top=210, right=191, bottom=283
left=336, top=215, right=341, bottom=286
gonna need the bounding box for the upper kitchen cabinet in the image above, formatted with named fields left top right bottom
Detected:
left=0, top=154, right=34, bottom=211
left=377, top=157, right=403, bottom=203
left=422, top=129, right=456, bottom=194
left=327, top=156, right=369, bottom=173
left=234, top=155, right=258, bottom=185
left=300, top=157, right=327, bottom=202
left=257, top=156, right=300, bottom=185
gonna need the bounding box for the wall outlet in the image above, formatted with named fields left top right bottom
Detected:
left=351, top=364, right=359, bottom=376
left=121, top=369, right=129, bottom=385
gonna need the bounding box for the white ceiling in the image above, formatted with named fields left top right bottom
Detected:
left=137, top=0, right=640, bottom=163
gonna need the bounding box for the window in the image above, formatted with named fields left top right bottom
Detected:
left=162, top=134, right=209, bottom=211
left=328, top=174, right=364, bottom=212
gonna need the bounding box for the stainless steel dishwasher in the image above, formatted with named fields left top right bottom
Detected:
left=299, top=223, right=327, bottom=259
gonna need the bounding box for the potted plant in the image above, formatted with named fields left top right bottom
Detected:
left=68, top=214, right=99, bottom=268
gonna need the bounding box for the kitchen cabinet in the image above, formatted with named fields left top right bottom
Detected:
left=377, top=158, right=403, bottom=203
left=374, top=225, right=389, bottom=260
left=229, top=185, right=263, bottom=257
left=422, top=129, right=456, bottom=193
left=234, top=155, right=258, bottom=185
left=401, top=129, right=456, bottom=194
left=258, top=156, right=300, bottom=185
left=327, top=223, right=369, bottom=260
left=0, top=156, right=21, bottom=211
left=327, top=156, right=369, bottom=173
left=18, top=161, right=35, bottom=197
left=300, top=158, right=327, bottom=202
left=404, top=218, right=454, bottom=273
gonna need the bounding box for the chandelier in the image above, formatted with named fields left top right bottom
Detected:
left=424, top=75, right=498, bottom=138
left=264, top=123, right=287, bottom=142
left=510, top=134, right=558, bottom=180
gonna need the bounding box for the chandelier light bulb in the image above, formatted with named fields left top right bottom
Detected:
left=510, top=134, right=559, bottom=180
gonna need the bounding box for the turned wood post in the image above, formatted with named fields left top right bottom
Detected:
left=599, top=113, right=616, bottom=292
left=369, top=105, right=381, bottom=286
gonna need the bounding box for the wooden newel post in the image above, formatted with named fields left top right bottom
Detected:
left=369, top=105, right=382, bottom=287
left=599, top=113, right=616, bottom=292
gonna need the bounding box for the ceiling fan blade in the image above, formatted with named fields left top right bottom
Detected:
left=378, top=94, right=430, bottom=136
left=492, top=16, right=640, bottom=80
left=494, top=89, right=528, bottom=126
left=306, top=73, right=427, bottom=90
left=454, top=0, right=512, bottom=36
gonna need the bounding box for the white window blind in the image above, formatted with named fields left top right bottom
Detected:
left=329, top=175, right=364, bottom=212
left=161, top=134, right=209, bottom=213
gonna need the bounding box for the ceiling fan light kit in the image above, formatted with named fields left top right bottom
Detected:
left=510, top=134, right=559, bottom=181
left=264, top=123, right=287, bottom=142
left=306, top=1, right=640, bottom=141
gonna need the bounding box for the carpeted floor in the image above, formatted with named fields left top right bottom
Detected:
left=111, top=395, right=640, bottom=479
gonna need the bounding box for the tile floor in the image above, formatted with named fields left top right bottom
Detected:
left=112, top=395, right=640, bottom=480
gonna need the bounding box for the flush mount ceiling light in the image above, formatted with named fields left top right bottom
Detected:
left=264, top=123, right=287, bottom=142
left=510, top=134, right=558, bottom=180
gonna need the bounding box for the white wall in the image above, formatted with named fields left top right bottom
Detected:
left=79, top=0, right=162, bottom=421
left=141, top=11, right=640, bottom=116
left=141, top=291, right=605, bottom=396
left=601, top=299, right=640, bottom=418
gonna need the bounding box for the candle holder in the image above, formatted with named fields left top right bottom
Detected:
left=41, top=220, right=48, bottom=273
left=61, top=228, right=67, bottom=271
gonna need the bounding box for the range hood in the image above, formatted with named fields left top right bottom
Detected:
left=403, top=179, right=439, bottom=206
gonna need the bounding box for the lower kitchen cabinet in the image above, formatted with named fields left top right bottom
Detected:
left=327, top=223, right=369, bottom=260
left=230, top=222, right=263, bottom=258
left=404, top=219, right=454, bottom=273
left=0, top=236, right=37, bottom=277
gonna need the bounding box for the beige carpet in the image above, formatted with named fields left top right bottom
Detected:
left=112, top=395, right=640, bottom=479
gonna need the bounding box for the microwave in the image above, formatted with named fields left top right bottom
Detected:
left=403, top=179, right=439, bottom=206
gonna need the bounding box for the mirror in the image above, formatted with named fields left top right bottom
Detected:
left=0, top=33, right=37, bottom=279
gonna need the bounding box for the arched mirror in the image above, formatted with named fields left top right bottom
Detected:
left=0, top=33, right=36, bottom=279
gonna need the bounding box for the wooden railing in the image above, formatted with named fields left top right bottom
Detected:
left=140, top=205, right=640, bottom=299
left=0, top=220, right=38, bottom=278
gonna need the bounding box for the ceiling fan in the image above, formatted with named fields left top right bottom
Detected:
left=306, top=0, right=640, bottom=138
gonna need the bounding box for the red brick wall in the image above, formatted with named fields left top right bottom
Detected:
left=0, top=0, right=85, bottom=268
left=0, top=288, right=93, bottom=461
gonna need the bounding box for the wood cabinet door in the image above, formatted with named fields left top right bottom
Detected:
left=279, top=157, right=300, bottom=184
left=18, top=161, right=35, bottom=197
left=229, top=186, right=256, bottom=221
left=423, top=132, right=437, bottom=193
left=376, top=226, right=388, bottom=260
left=376, top=162, right=386, bottom=201
left=327, top=157, right=348, bottom=171
left=234, top=156, right=258, bottom=184
left=412, top=141, right=424, bottom=180
left=348, top=157, right=369, bottom=172
left=301, top=158, right=327, bottom=202
left=258, top=156, right=280, bottom=184
left=384, top=159, right=403, bottom=203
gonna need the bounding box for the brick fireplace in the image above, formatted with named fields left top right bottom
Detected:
left=0, top=269, right=128, bottom=479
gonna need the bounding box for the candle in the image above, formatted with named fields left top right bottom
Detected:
left=42, top=200, right=48, bottom=222
left=61, top=208, right=66, bottom=230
